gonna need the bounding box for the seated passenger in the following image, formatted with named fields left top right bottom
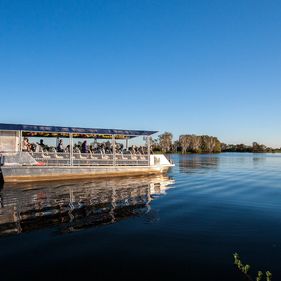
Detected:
left=22, top=137, right=31, bottom=152
left=81, top=140, right=88, bottom=153
left=73, top=146, right=80, bottom=153
left=57, top=139, right=64, bottom=152
left=36, top=139, right=45, bottom=151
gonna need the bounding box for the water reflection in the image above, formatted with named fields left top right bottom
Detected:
left=178, top=154, right=219, bottom=173
left=0, top=175, right=174, bottom=236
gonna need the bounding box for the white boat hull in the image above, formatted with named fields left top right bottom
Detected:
left=1, top=164, right=173, bottom=182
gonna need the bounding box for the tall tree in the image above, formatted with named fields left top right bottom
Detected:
left=179, top=134, right=221, bottom=153
left=179, top=135, right=191, bottom=153
left=158, top=132, right=173, bottom=153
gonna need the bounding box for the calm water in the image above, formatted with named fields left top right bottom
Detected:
left=0, top=153, right=281, bottom=281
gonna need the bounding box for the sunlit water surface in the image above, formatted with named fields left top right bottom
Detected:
left=0, top=153, right=281, bottom=281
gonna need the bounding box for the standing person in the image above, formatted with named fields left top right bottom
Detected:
left=81, top=140, right=88, bottom=153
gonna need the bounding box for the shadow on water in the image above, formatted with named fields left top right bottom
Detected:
left=0, top=175, right=174, bottom=236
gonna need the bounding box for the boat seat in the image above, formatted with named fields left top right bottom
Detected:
left=32, top=152, right=51, bottom=160
left=74, top=151, right=87, bottom=159
left=50, top=151, right=63, bottom=159
left=130, top=154, right=137, bottom=160
left=89, top=152, right=99, bottom=159
left=138, top=155, right=146, bottom=160
left=101, top=153, right=109, bottom=160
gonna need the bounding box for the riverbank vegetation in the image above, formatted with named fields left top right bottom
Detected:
left=221, top=142, right=281, bottom=153
left=151, top=132, right=281, bottom=154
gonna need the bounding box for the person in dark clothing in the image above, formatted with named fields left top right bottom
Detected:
left=57, top=139, right=64, bottom=152
left=81, top=140, right=88, bottom=153
left=38, top=139, right=45, bottom=149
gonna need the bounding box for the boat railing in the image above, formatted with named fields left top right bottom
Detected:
left=31, top=152, right=150, bottom=166
left=0, top=151, right=150, bottom=166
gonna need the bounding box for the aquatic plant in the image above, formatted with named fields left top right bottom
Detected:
left=233, top=253, right=272, bottom=281
left=256, top=271, right=263, bottom=281
left=266, top=271, right=272, bottom=281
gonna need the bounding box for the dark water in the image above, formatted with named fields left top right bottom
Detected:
left=0, top=153, right=281, bottom=281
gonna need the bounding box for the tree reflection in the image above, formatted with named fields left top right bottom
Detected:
left=178, top=154, right=219, bottom=173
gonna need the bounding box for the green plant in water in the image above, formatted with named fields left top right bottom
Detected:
left=243, top=264, right=250, bottom=274
left=237, top=260, right=242, bottom=270
left=233, top=253, right=272, bottom=281
left=233, top=252, right=240, bottom=265
left=266, top=271, right=272, bottom=281
left=256, top=271, right=263, bottom=281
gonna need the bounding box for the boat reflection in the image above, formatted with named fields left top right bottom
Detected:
left=0, top=175, right=174, bottom=236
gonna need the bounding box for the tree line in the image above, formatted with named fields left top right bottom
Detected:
left=152, top=132, right=221, bottom=153
left=151, top=132, right=281, bottom=154
left=221, top=142, right=281, bottom=153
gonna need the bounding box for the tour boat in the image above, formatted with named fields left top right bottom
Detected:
left=0, top=123, right=174, bottom=182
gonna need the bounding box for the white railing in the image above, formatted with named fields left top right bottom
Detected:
left=30, top=152, right=150, bottom=166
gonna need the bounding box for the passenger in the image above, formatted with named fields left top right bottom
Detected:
left=73, top=146, right=80, bottom=153
left=81, top=140, right=87, bottom=153
left=37, top=139, right=45, bottom=151
left=57, top=139, right=64, bottom=152
left=131, top=145, right=136, bottom=154
left=30, top=143, right=37, bottom=152
left=22, top=137, right=31, bottom=152
left=93, top=142, right=98, bottom=151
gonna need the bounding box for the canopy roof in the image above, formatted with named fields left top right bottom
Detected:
left=0, top=123, right=157, bottom=139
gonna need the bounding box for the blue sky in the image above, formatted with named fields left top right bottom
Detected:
left=0, top=0, right=280, bottom=147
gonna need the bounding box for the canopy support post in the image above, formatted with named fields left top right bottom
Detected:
left=147, top=135, right=150, bottom=166
left=69, top=133, right=73, bottom=166
left=112, top=135, right=116, bottom=166
left=19, top=130, right=22, bottom=152
left=126, top=138, right=128, bottom=150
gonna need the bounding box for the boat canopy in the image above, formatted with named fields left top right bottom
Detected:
left=0, top=123, right=157, bottom=139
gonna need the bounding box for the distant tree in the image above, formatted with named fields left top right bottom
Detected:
left=151, top=138, right=161, bottom=152
left=190, top=135, right=202, bottom=153
left=220, top=142, right=277, bottom=153
left=158, top=132, right=173, bottom=153
left=200, top=135, right=211, bottom=153
left=252, top=142, right=266, bottom=153
left=172, top=140, right=180, bottom=153
left=179, top=135, right=192, bottom=154
left=179, top=134, right=221, bottom=154
left=213, top=137, right=221, bottom=153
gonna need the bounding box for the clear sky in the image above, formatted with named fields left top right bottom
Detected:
left=0, top=0, right=280, bottom=147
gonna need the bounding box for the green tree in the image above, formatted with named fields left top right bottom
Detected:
left=158, top=132, right=173, bottom=153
